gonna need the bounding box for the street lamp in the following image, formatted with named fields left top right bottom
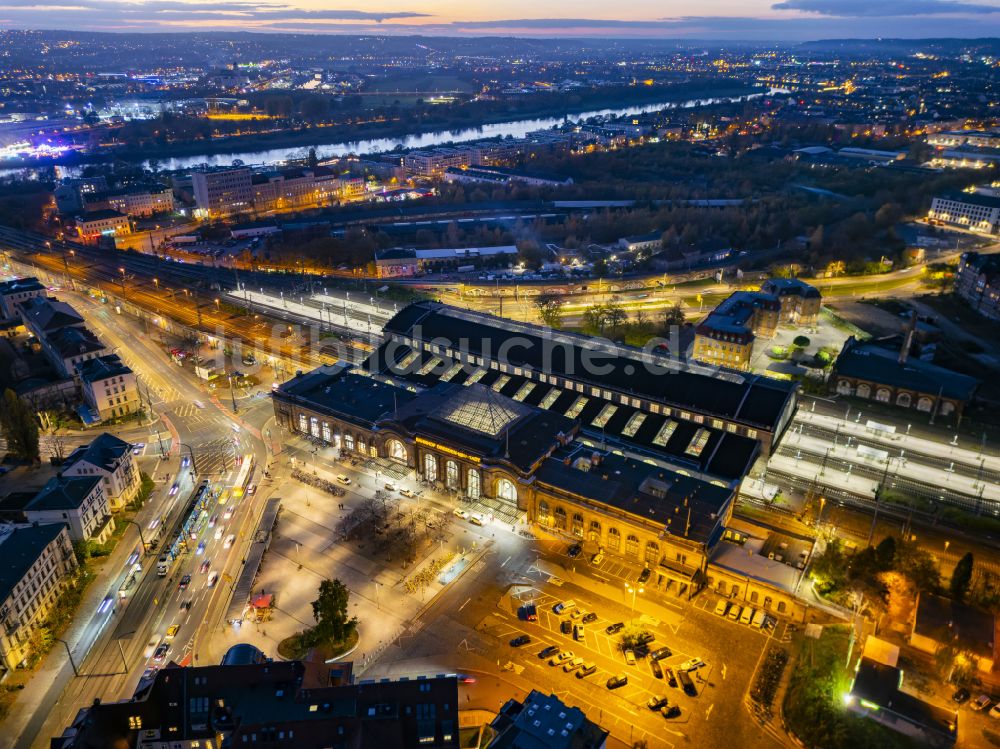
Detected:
left=625, top=583, right=644, bottom=617
left=153, top=277, right=159, bottom=290
left=816, top=496, right=826, bottom=532
left=118, top=267, right=127, bottom=299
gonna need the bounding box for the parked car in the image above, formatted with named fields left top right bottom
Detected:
left=624, top=649, right=636, bottom=666
left=560, top=620, right=573, bottom=635
left=680, top=657, right=706, bottom=672
left=972, top=695, right=992, bottom=712
left=636, top=631, right=655, bottom=646
left=647, top=695, right=669, bottom=711
left=678, top=669, right=697, bottom=696
left=549, top=651, right=574, bottom=666
left=567, top=543, right=582, bottom=558
left=563, top=657, right=585, bottom=673
left=577, top=662, right=597, bottom=678
left=638, top=567, right=651, bottom=584
left=518, top=603, right=538, bottom=621
left=510, top=635, right=531, bottom=647
left=664, top=666, right=678, bottom=688
left=581, top=612, right=597, bottom=624
left=538, top=645, right=559, bottom=659
left=453, top=509, right=469, bottom=520
left=383, top=482, right=396, bottom=492
left=573, top=624, right=585, bottom=641
left=570, top=608, right=585, bottom=620
left=990, top=703, right=1000, bottom=719
left=953, top=688, right=971, bottom=704
left=650, top=659, right=663, bottom=679
left=606, top=674, right=628, bottom=690
left=336, top=474, right=352, bottom=485
left=606, top=622, right=625, bottom=635
left=553, top=600, right=576, bottom=614
left=649, top=646, right=673, bottom=661
left=740, top=607, right=755, bottom=626
left=590, top=549, right=605, bottom=565
left=400, top=488, right=416, bottom=498
left=661, top=704, right=682, bottom=719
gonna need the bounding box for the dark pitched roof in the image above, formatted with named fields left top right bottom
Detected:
left=377, top=302, right=797, bottom=433
left=20, top=296, right=84, bottom=333
left=76, top=354, right=132, bottom=383
left=47, top=326, right=107, bottom=358
left=760, top=277, right=821, bottom=299
left=913, top=592, right=996, bottom=662
left=0, top=277, right=45, bottom=296
left=75, top=209, right=127, bottom=222
left=0, top=524, right=67, bottom=604
left=65, top=433, right=131, bottom=472
left=851, top=657, right=957, bottom=741
left=835, top=337, right=979, bottom=402
left=490, top=690, right=608, bottom=749
left=28, top=475, right=101, bottom=512
left=274, top=365, right=415, bottom=429
left=937, top=191, right=1000, bottom=209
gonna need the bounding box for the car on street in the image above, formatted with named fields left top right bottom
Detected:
left=215, top=526, right=224, bottom=540
left=182, top=456, right=190, bottom=468
left=400, top=488, right=416, bottom=498
left=624, top=649, right=636, bottom=666
left=606, top=622, right=625, bottom=635
left=152, top=644, right=169, bottom=663
left=647, top=695, right=669, bottom=711
left=680, top=657, right=706, bottom=672
left=581, top=612, right=597, bottom=624
left=179, top=575, right=191, bottom=589
left=972, top=695, right=992, bottom=712
left=549, top=651, right=574, bottom=666
left=207, top=571, right=218, bottom=587
left=650, top=659, right=663, bottom=679
left=577, top=662, right=597, bottom=678
left=649, top=646, right=672, bottom=661
left=553, top=600, right=576, bottom=614
left=638, top=567, right=651, bottom=584
left=991, top=704, right=1000, bottom=719
left=518, top=603, right=538, bottom=621
left=538, top=646, right=559, bottom=659
left=590, top=550, right=604, bottom=565
left=510, top=635, right=531, bottom=647
left=336, top=475, right=352, bottom=485
left=570, top=608, right=585, bottom=620
left=661, top=704, right=682, bottom=719
left=664, top=666, right=678, bottom=687
left=169, top=483, right=179, bottom=496
left=223, top=506, right=234, bottom=520
left=208, top=514, right=218, bottom=528
left=453, top=509, right=469, bottom=520
left=165, top=624, right=180, bottom=639
left=200, top=560, right=211, bottom=574
left=953, top=688, right=971, bottom=704
left=563, top=657, right=584, bottom=673
left=567, top=543, right=582, bottom=558
left=143, top=638, right=159, bottom=658
left=193, top=400, right=204, bottom=409
left=196, top=542, right=205, bottom=555
left=606, top=674, right=628, bottom=690
left=715, top=600, right=729, bottom=617
left=468, top=515, right=484, bottom=526
left=384, top=482, right=396, bottom=492
left=224, top=534, right=235, bottom=548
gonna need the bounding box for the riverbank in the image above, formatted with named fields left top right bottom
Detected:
left=0, top=83, right=763, bottom=175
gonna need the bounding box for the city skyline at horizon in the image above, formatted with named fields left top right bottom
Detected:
left=1, top=0, right=999, bottom=39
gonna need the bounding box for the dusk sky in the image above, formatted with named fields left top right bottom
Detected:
left=1, top=0, right=999, bottom=38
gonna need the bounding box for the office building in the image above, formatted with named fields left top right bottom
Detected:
left=191, top=167, right=254, bottom=219
left=0, top=523, right=78, bottom=673
left=955, top=251, right=1000, bottom=320
left=81, top=184, right=175, bottom=218
left=928, top=193, right=1000, bottom=234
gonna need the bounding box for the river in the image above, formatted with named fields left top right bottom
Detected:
left=2, top=88, right=787, bottom=179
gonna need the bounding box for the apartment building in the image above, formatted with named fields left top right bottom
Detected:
left=191, top=167, right=254, bottom=218
left=759, top=278, right=822, bottom=324
left=403, top=148, right=473, bottom=178
left=74, top=209, right=132, bottom=244
left=955, top=251, right=1000, bottom=321
left=23, top=476, right=114, bottom=542
left=692, top=291, right=781, bottom=371
left=76, top=354, right=138, bottom=423
left=62, top=433, right=141, bottom=511
left=0, top=523, right=78, bottom=672
left=928, top=192, right=1000, bottom=234
left=0, top=276, right=45, bottom=322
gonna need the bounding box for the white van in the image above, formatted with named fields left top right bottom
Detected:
left=336, top=474, right=352, bottom=485
left=751, top=610, right=767, bottom=629
left=739, top=607, right=755, bottom=626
